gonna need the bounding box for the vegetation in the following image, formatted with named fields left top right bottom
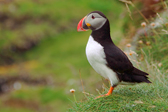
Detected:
left=0, top=0, right=125, bottom=112
left=0, top=0, right=167, bottom=112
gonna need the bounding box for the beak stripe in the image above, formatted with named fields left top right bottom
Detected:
left=77, top=16, right=89, bottom=32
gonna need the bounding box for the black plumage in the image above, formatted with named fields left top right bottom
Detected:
left=90, top=11, right=151, bottom=84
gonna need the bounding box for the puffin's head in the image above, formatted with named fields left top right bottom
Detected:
left=77, top=11, right=107, bottom=32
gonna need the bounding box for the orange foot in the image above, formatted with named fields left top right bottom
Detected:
left=95, top=86, right=114, bottom=99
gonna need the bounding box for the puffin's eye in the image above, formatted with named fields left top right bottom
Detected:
left=92, top=15, right=95, bottom=19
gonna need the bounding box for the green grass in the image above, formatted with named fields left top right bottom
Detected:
left=0, top=0, right=125, bottom=112
left=69, top=83, right=168, bottom=111
left=137, top=31, right=168, bottom=70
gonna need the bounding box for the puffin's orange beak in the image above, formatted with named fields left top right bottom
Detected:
left=77, top=16, right=89, bottom=32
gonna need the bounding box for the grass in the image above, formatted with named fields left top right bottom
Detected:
left=69, top=83, right=168, bottom=111
left=0, top=0, right=125, bottom=112
left=137, top=29, right=168, bottom=70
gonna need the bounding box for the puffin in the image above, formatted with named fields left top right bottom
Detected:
left=77, top=11, right=151, bottom=97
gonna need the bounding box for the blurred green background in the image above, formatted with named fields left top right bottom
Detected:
left=0, top=0, right=166, bottom=112
left=0, top=0, right=126, bottom=111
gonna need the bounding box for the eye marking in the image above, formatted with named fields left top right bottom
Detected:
left=92, top=15, right=95, bottom=19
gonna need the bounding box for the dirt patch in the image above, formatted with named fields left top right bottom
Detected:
left=4, top=98, right=40, bottom=111
left=0, top=75, right=51, bottom=94
left=0, top=13, right=31, bottom=30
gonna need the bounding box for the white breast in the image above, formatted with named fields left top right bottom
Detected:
left=85, top=36, right=119, bottom=86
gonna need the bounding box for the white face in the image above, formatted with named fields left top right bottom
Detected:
left=85, top=13, right=107, bottom=31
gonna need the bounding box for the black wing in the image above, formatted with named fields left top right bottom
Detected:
left=104, top=44, right=133, bottom=73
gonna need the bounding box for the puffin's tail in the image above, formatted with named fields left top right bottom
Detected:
left=130, top=67, right=151, bottom=83
left=119, top=67, right=151, bottom=83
